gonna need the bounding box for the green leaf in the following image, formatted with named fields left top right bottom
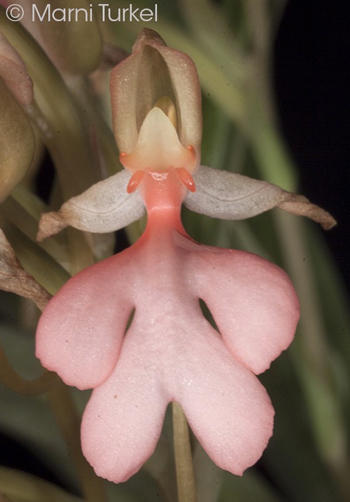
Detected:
left=0, top=467, right=83, bottom=502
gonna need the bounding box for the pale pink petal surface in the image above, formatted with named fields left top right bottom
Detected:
left=81, top=328, right=169, bottom=483
left=36, top=253, right=134, bottom=389
left=81, top=297, right=275, bottom=481
left=37, top=184, right=298, bottom=481
left=188, top=245, right=300, bottom=374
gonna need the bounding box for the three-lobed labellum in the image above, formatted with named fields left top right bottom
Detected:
left=36, top=165, right=300, bottom=482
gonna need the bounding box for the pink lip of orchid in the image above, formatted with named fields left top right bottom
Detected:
left=35, top=29, right=335, bottom=483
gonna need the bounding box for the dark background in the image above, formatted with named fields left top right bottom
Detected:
left=274, top=0, right=349, bottom=291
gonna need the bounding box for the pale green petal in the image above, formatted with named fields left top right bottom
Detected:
left=185, top=166, right=336, bottom=229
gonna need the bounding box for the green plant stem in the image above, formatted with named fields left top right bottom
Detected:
left=48, top=383, right=107, bottom=502
left=172, top=402, right=197, bottom=502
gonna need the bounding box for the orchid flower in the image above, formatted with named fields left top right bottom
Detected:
left=35, top=29, right=335, bottom=484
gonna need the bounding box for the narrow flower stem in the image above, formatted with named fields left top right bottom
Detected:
left=172, top=402, right=197, bottom=502
left=48, top=382, right=107, bottom=502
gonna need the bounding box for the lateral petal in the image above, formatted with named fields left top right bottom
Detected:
left=37, top=170, right=145, bottom=239
left=184, top=165, right=336, bottom=229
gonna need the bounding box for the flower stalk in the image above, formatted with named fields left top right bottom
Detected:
left=172, top=402, right=197, bottom=502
